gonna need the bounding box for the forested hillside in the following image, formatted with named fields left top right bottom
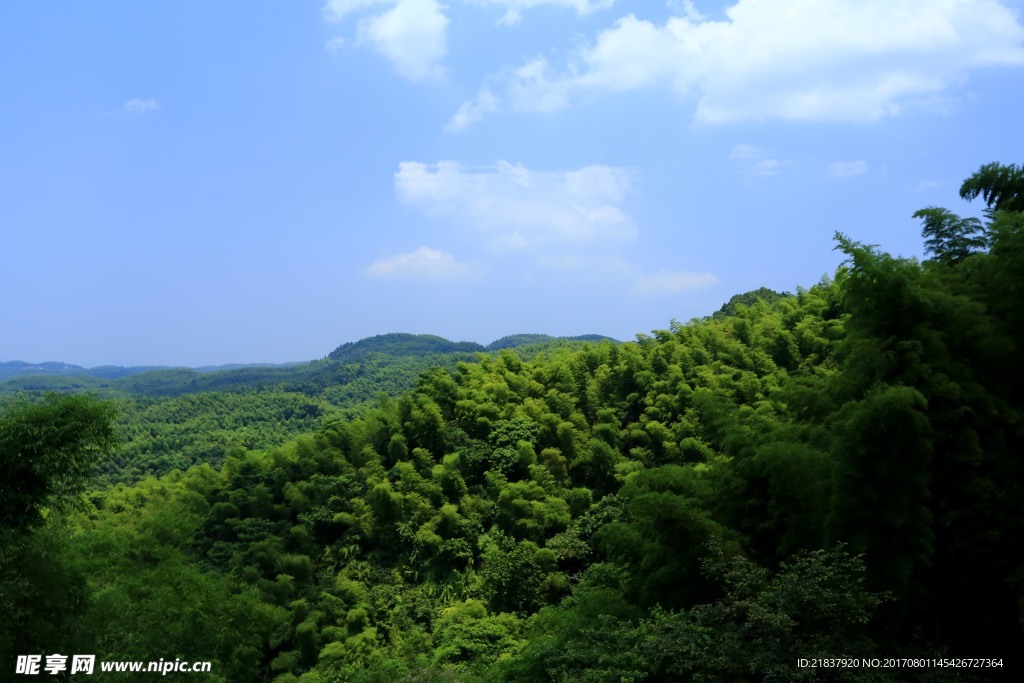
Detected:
left=2, top=164, right=1022, bottom=681
left=2, top=335, right=611, bottom=487
left=1, top=343, right=483, bottom=487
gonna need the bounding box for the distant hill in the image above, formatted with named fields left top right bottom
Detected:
left=0, top=360, right=297, bottom=382
left=486, top=333, right=617, bottom=350
left=0, top=361, right=81, bottom=378
left=1, top=332, right=619, bottom=398
left=327, top=333, right=485, bottom=363
left=326, top=332, right=621, bottom=362
left=0, top=360, right=161, bottom=380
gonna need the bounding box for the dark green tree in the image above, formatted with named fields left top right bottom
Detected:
left=647, top=546, right=891, bottom=683
left=827, top=386, right=933, bottom=615
left=0, top=393, right=116, bottom=530
left=1, top=394, right=116, bottom=668
left=959, top=161, right=1024, bottom=214
left=912, top=207, right=987, bottom=264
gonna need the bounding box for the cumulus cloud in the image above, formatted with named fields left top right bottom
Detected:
left=323, top=0, right=448, bottom=81
left=364, top=247, right=479, bottom=279
left=450, top=0, right=1024, bottom=127
left=827, top=160, right=868, bottom=178
left=632, top=270, right=719, bottom=295
left=361, top=0, right=449, bottom=81
left=123, top=98, right=159, bottom=114
left=395, top=160, right=636, bottom=250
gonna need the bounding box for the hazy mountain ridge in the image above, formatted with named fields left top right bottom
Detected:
left=3, top=333, right=620, bottom=384
left=326, top=332, right=619, bottom=362
left=0, top=359, right=301, bottom=381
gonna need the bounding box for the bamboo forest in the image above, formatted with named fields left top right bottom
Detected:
left=2, top=163, right=1022, bottom=680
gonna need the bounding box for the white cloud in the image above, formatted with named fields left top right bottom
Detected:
left=322, top=0, right=448, bottom=81
left=497, top=10, right=523, bottom=26
left=505, top=57, right=573, bottom=112
left=632, top=270, right=719, bottom=295
left=123, top=98, right=159, bottom=114
left=826, top=160, right=868, bottom=178
left=364, top=247, right=479, bottom=279
left=446, top=57, right=573, bottom=130
left=395, top=160, right=635, bottom=250
left=447, top=87, right=499, bottom=131
left=452, top=0, right=1024, bottom=127
left=359, top=0, right=449, bottom=81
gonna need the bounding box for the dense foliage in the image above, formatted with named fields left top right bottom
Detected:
left=3, top=165, right=1022, bottom=680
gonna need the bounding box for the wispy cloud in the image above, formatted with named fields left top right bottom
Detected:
left=325, top=36, right=347, bottom=51
left=729, top=143, right=791, bottom=178
left=364, top=247, right=480, bottom=280
left=826, top=160, right=868, bottom=178
left=322, top=0, right=391, bottom=22
left=472, top=0, right=616, bottom=27
left=446, top=56, right=572, bottom=131
left=123, top=98, right=159, bottom=115
left=395, top=160, right=635, bottom=251
left=447, top=88, right=500, bottom=132
left=729, top=143, right=762, bottom=161
left=632, top=270, right=719, bottom=295
left=749, top=159, right=787, bottom=177
left=533, top=253, right=632, bottom=277
left=450, top=0, right=1024, bottom=128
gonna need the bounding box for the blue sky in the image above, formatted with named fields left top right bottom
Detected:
left=2, top=0, right=1022, bottom=367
